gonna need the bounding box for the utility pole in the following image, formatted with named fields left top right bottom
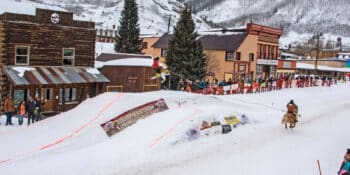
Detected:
left=315, top=32, right=322, bottom=75
left=167, top=15, right=171, bottom=32
left=315, top=34, right=319, bottom=75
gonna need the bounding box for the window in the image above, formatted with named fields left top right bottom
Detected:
left=161, top=49, right=167, bottom=57
left=225, top=51, right=234, bottom=61
left=270, top=46, right=274, bottom=58
left=142, top=42, right=148, bottom=49
left=59, top=88, right=63, bottom=103
left=15, top=46, right=30, bottom=65
left=236, top=52, right=241, bottom=61
left=62, top=48, right=75, bottom=66
left=64, top=88, right=77, bottom=102
left=256, top=65, right=262, bottom=74
left=14, top=89, right=29, bottom=105
left=35, top=88, right=41, bottom=98
left=239, top=64, right=245, bottom=72
left=249, top=53, right=254, bottom=61
left=42, top=88, right=53, bottom=101
left=262, top=45, right=266, bottom=58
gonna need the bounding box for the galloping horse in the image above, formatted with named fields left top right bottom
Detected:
left=281, top=109, right=298, bottom=129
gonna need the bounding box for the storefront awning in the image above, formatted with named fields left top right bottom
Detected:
left=3, top=66, right=109, bottom=86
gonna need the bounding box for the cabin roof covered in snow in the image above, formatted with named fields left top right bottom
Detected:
left=3, top=65, right=109, bottom=86
left=96, top=53, right=153, bottom=62
left=95, top=58, right=153, bottom=68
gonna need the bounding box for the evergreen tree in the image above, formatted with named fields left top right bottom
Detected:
left=166, top=7, right=206, bottom=88
left=115, top=0, right=142, bottom=53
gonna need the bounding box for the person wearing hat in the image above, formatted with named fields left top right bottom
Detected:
left=4, top=95, right=15, bottom=125
left=286, top=99, right=299, bottom=122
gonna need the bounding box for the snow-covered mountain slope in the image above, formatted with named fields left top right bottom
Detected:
left=0, top=0, right=67, bottom=16
left=27, top=0, right=211, bottom=34
left=3, top=0, right=350, bottom=46
left=193, top=0, right=350, bottom=34
left=191, top=0, right=350, bottom=45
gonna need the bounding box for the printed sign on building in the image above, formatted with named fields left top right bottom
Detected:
left=101, top=99, right=169, bottom=137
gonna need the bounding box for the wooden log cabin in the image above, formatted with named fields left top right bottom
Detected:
left=96, top=53, right=160, bottom=92
left=0, top=8, right=109, bottom=115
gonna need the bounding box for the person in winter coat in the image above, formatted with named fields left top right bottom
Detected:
left=152, top=57, right=166, bottom=83
left=18, top=100, right=26, bottom=125
left=26, top=97, right=36, bottom=125
left=339, top=149, right=350, bottom=175
left=152, top=57, right=162, bottom=76
left=286, top=99, right=299, bottom=122
left=34, top=96, right=43, bottom=121
left=4, top=95, right=15, bottom=125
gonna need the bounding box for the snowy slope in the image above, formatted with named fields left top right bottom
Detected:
left=193, top=0, right=350, bottom=46
left=0, top=82, right=349, bottom=175
left=5, top=0, right=350, bottom=46
left=0, top=0, right=67, bottom=15
left=195, top=0, right=350, bottom=33
left=27, top=0, right=211, bottom=34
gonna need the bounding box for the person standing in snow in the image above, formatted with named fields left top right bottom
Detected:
left=4, top=95, right=15, bottom=125
left=18, top=100, right=26, bottom=125
left=34, top=96, right=43, bottom=122
left=26, top=97, right=36, bottom=125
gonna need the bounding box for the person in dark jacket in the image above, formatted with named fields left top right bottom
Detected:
left=26, top=97, right=36, bottom=125
left=34, top=96, right=43, bottom=122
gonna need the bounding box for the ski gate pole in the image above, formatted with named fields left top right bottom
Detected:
left=317, top=160, right=322, bottom=175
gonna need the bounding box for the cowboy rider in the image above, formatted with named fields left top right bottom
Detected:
left=286, top=99, right=298, bottom=122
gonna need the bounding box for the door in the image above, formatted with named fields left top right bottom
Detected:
left=41, top=88, right=55, bottom=112
left=126, top=71, right=141, bottom=92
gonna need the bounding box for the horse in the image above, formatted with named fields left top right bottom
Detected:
left=281, top=109, right=298, bottom=129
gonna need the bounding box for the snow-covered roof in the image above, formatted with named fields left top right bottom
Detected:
left=95, top=42, right=116, bottom=58
left=337, top=53, right=350, bottom=60
left=12, top=66, right=35, bottom=77
left=197, top=27, right=246, bottom=36
left=280, top=52, right=297, bottom=57
left=296, top=62, right=350, bottom=72
left=95, top=58, right=152, bottom=68
left=4, top=65, right=109, bottom=85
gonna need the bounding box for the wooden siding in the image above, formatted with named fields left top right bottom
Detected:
left=0, top=9, right=94, bottom=28
left=0, top=8, right=95, bottom=67
left=0, top=9, right=101, bottom=114
left=4, top=22, right=95, bottom=66
left=0, top=22, right=7, bottom=112
left=100, top=66, right=159, bottom=92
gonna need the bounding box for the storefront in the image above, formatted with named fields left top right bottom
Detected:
left=3, top=66, right=109, bottom=113
left=256, top=59, right=278, bottom=79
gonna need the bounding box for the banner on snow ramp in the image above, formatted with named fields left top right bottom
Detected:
left=101, top=99, right=169, bottom=137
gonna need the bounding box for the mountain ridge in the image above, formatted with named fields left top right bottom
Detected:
left=7, top=0, right=350, bottom=46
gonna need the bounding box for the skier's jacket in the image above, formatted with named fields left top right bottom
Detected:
left=152, top=59, right=160, bottom=69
